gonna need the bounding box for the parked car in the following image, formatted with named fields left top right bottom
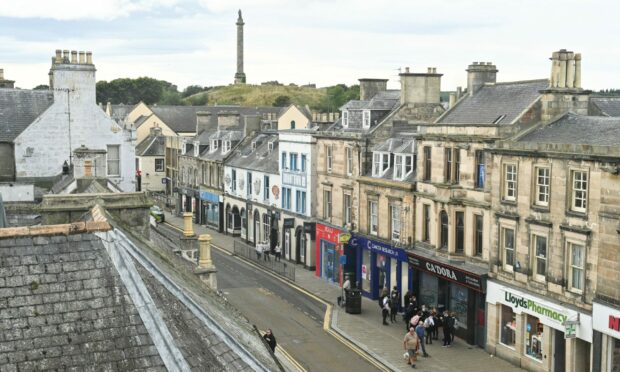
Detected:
left=150, top=205, right=165, bottom=223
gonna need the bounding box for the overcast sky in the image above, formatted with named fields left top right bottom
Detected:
left=0, top=0, right=618, bottom=92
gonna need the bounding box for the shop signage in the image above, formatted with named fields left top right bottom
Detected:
left=487, top=281, right=593, bottom=342
left=406, top=253, right=484, bottom=292
left=283, top=218, right=295, bottom=229
left=593, top=302, right=620, bottom=339
left=316, top=223, right=340, bottom=243
left=338, top=233, right=351, bottom=243
left=199, top=191, right=219, bottom=203
left=349, top=235, right=407, bottom=261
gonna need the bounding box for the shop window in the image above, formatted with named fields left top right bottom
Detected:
left=524, top=315, right=543, bottom=361
left=500, top=305, right=516, bottom=347
left=440, top=210, right=448, bottom=249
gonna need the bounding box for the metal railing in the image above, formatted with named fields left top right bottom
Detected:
left=233, top=240, right=296, bottom=282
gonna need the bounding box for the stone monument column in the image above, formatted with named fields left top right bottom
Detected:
left=234, top=10, right=247, bottom=84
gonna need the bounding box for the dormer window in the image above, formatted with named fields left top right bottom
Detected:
left=223, top=140, right=231, bottom=153
left=211, top=139, right=218, bottom=152
left=394, top=154, right=414, bottom=180
left=372, top=152, right=390, bottom=177
left=362, top=110, right=370, bottom=128
left=342, top=110, right=349, bottom=128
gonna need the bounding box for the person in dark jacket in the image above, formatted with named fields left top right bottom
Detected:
left=390, top=286, right=400, bottom=322
left=442, top=312, right=454, bottom=347
left=263, top=329, right=277, bottom=352
left=404, top=302, right=415, bottom=331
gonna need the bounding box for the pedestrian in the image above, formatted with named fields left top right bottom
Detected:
left=255, top=243, right=262, bottom=260
left=274, top=243, right=281, bottom=261
left=404, top=302, right=415, bottom=331
left=442, top=311, right=453, bottom=347
left=409, top=311, right=421, bottom=330
left=390, top=286, right=400, bottom=322
left=403, top=327, right=419, bottom=368
left=415, top=322, right=429, bottom=357
left=450, top=312, right=458, bottom=343
left=263, top=329, right=277, bottom=352
left=411, top=295, right=419, bottom=313
left=382, top=295, right=390, bottom=325
left=424, top=312, right=435, bottom=345
left=380, top=287, right=389, bottom=299
left=263, top=243, right=270, bottom=261
left=404, top=289, right=412, bottom=307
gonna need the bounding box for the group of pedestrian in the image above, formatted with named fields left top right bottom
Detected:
left=378, top=286, right=402, bottom=325
left=255, top=242, right=283, bottom=261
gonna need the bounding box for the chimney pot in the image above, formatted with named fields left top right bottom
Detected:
left=427, top=67, right=432, bottom=73
left=86, top=51, right=93, bottom=64
left=449, top=92, right=456, bottom=109
left=405, top=67, right=410, bottom=73
left=473, top=62, right=478, bottom=65
left=183, top=212, right=194, bottom=237
left=79, top=51, right=85, bottom=64
left=63, top=50, right=70, bottom=63
left=198, top=234, right=214, bottom=268
left=71, top=50, right=77, bottom=64
left=55, top=49, right=62, bottom=64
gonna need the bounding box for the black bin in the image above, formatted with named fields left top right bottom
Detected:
left=345, top=289, right=362, bottom=314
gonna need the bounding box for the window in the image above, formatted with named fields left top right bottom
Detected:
left=211, top=139, right=218, bottom=152
left=455, top=212, right=464, bottom=253
left=382, top=153, right=389, bottom=173
left=454, top=149, right=460, bottom=183
left=263, top=175, right=269, bottom=201
left=445, top=148, right=452, bottom=183
left=503, top=164, right=517, bottom=201
left=423, top=146, right=431, bottom=181
left=106, top=145, right=120, bottom=176
left=263, top=213, right=271, bottom=244
left=247, top=172, right=252, bottom=196
left=405, top=155, right=413, bottom=175
left=344, top=193, right=352, bottom=225
left=290, top=120, right=296, bottom=129
left=502, top=227, right=515, bottom=270
left=395, top=155, right=403, bottom=179
left=525, top=315, right=543, bottom=361
left=301, top=154, right=307, bottom=172
left=474, top=214, right=483, bottom=256
left=423, top=204, right=431, bottom=242
left=323, top=190, right=332, bottom=219
left=346, top=147, right=353, bottom=176
left=231, top=169, right=237, bottom=192
left=326, top=145, right=333, bottom=172
left=373, top=153, right=381, bottom=176
left=155, top=158, right=164, bottom=172
left=568, top=242, right=585, bottom=292
left=362, top=110, right=370, bottom=128
left=281, top=152, right=287, bottom=170
left=534, top=167, right=550, bottom=207
left=532, top=235, right=547, bottom=281
left=296, top=191, right=306, bottom=214
left=440, top=210, right=448, bottom=249
left=500, top=305, right=516, bottom=347
left=369, top=201, right=378, bottom=235
left=390, top=205, right=401, bottom=242
left=223, top=140, right=231, bottom=153
left=282, top=187, right=291, bottom=210
left=342, top=110, right=349, bottom=127
left=475, top=151, right=485, bottom=188
left=571, top=170, right=588, bottom=213
left=290, top=153, right=298, bottom=171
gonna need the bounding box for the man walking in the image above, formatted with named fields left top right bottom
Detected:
left=403, top=327, right=419, bottom=368
left=442, top=311, right=454, bottom=347
left=381, top=295, right=390, bottom=325
left=415, top=322, right=429, bottom=357
left=390, top=286, right=400, bottom=323
left=274, top=244, right=281, bottom=261
left=423, top=312, right=435, bottom=345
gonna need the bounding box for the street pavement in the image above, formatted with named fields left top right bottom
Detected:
left=162, top=212, right=523, bottom=371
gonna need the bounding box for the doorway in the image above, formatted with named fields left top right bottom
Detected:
left=284, top=229, right=291, bottom=260
left=253, top=210, right=260, bottom=244
left=553, top=329, right=566, bottom=372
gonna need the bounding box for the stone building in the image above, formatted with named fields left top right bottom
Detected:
left=0, top=50, right=135, bottom=191
left=135, top=127, right=166, bottom=192
left=486, top=112, right=620, bottom=372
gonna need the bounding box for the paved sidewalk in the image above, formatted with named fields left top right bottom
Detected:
left=162, top=212, right=522, bottom=371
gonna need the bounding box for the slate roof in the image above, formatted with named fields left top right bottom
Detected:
left=0, top=88, right=54, bottom=142
left=226, top=133, right=279, bottom=174
left=340, top=90, right=400, bottom=111
left=367, top=136, right=416, bottom=182
left=145, top=105, right=281, bottom=134
left=136, top=135, right=165, bottom=157
left=590, top=97, right=620, bottom=117
left=209, top=130, right=243, bottom=142
left=437, top=79, right=548, bottom=124
left=518, top=112, right=620, bottom=146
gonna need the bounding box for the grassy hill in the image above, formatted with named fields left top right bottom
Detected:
left=183, top=84, right=328, bottom=108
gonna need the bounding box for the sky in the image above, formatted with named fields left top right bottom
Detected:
left=0, top=0, right=618, bottom=92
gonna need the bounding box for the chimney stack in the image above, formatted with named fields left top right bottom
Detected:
left=198, top=234, right=213, bottom=268
left=79, top=51, right=85, bottom=64
left=399, top=67, right=442, bottom=105
left=86, top=51, right=93, bottom=64
left=358, top=78, right=389, bottom=100
left=456, top=86, right=463, bottom=100
left=549, top=49, right=581, bottom=89
left=183, top=212, right=194, bottom=237
left=71, top=50, right=77, bottom=64
left=466, top=61, right=498, bottom=95
left=449, top=93, right=456, bottom=109
left=55, top=49, right=62, bottom=64
left=63, top=50, right=70, bottom=63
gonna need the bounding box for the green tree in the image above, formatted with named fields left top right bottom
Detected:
left=33, top=84, right=49, bottom=90
left=273, top=95, right=292, bottom=107
left=182, top=85, right=205, bottom=98
left=314, top=84, right=360, bottom=112
left=96, top=77, right=183, bottom=105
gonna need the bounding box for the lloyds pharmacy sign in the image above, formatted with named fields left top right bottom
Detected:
left=503, top=291, right=568, bottom=324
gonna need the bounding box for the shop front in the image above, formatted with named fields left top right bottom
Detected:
left=593, top=301, right=620, bottom=372
left=315, top=223, right=343, bottom=284
left=178, top=187, right=197, bottom=218
left=349, top=235, right=409, bottom=307
left=407, top=252, right=486, bottom=347
left=199, top=188, right=221, bottom=231
left=486, top=280, right=593, bottom=371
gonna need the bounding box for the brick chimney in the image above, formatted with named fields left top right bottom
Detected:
left=466, top=62, right=497, bottom=95
left=49, top=48, right=96, bottom=104
left=399, top=67, right=442, bottom=105
left=0, top=68, right=15, bottom=89
left=359, top=78, right=388, bottom=100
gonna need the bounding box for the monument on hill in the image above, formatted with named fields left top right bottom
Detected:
left=234, top=10, right=246, bottom=84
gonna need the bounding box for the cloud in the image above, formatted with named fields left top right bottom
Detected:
left=0, top=0, right=181, bottom=20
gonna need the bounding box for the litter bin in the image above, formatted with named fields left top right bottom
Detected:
left=345, top=288, right=362, bottom=314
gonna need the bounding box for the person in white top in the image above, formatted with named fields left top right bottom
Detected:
left=274, top=244, right=281, bottom=261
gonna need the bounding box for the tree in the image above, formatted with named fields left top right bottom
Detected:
left=182, top=85, right=206, bottom=98
left=314, top=84, right=360, bottom=112
left=95, top=77, right=183, bottom=105
left=33, top=84, right=49, bottom=90
left=273, top=95, right=291, bottom=107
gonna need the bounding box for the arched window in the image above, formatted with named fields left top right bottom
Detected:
left=290, top=120, right=296, bottom=129
left=440, top=210, right=449, bottom=249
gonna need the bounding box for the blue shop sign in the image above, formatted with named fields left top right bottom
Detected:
left=200, top=191, right=219, bottom=203
left=349, top=235, right=407, bottom=261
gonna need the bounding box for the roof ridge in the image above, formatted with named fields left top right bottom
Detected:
left=492, top=78, right=548, bottom=86
left=0, top=220, right=111, bottom=238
